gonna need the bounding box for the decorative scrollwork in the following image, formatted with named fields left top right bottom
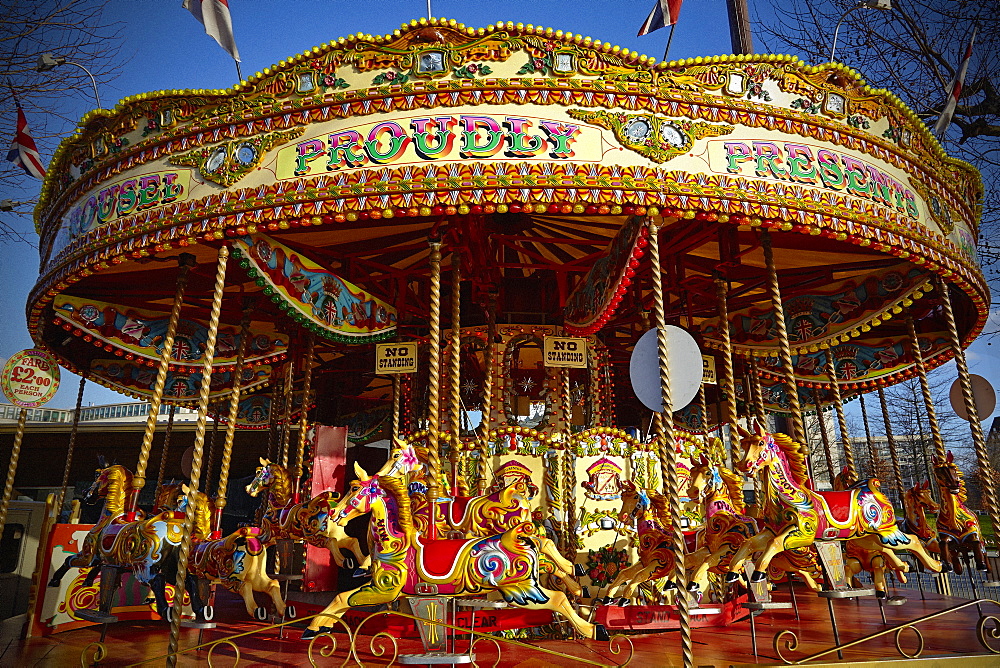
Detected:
left=307, top=632, right=340, bottom=667
left=893, top=625, right=924, bottom=659
left=977, top=614, right=1000, bottom=654
left=368, top=631, right=400, bottom=666
left=773, top=629, right=800, bottom=664
left=79, top=641, right=107, bottom=667
left=206, top=639, right=241, bottom=667
left=470, top=634, right=502, bottom=668
left=609, top=634, right=634, bottom=666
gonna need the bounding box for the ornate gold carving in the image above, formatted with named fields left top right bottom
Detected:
left=169, top=128, right=304, bottom=187
left=568, top=109, right=733, bottom=164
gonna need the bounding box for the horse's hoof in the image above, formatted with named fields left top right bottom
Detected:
left=574, top=563, right=586, bottom=577
left=353, top=568, right=370, bottom=578
left=302, top=626, right=332, bottom=640
left=687, top=581, right=701, bottom=592
left=594, top=623, right=610, bottom=642
left=581, top=586, right=591, bottom=599
left=724, top=572, right=740, bottom=584
left=875, top=590, right=887, bottom=599
left=750, top=571, right=767, bottom=583
left=47, top=579, right=60, bottom=588
left=662, top=580, right=677, bottom=591
left=616, top=597, right=629, bottom=607
left=941, top=563, right=954, bottom=573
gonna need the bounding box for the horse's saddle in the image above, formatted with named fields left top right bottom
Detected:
left=817, top=490, right=855, bottom=524
left=415, top=535, right=473, bottom=578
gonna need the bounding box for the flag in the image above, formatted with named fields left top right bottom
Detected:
left=933, top=26, right=977, bottom=136
left=637, top=0, right=684, bottom=36
left=183, top=0, right=241, bottom=62
left=6, top=102, right=45, bottom=180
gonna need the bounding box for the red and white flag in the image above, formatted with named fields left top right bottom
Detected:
left=6, top=102, right=45, bottom=180
left=637, top=0, right=684, bottom=36
left=933, top=26, right=977, bottom=136
left=183, top=0, right=241, bottom=62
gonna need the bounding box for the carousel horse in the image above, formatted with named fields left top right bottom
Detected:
left=246, top=458, right=369, bottom=569
left=686, top=453, right=823, bottom=592
left=724, top=424, right=940, bottom=585
left=603, top=480, right=684, bottom=600
left=829, top=467, right=910, bottom=595
left=302, top=459, right=608, bottom=641
left=901, top=480, right=938, bottom=544
left=933, top=451, right=989, bottom=574
left=49, top=462, right=189, bottom=619
left=48, top=460, right=130, bottom=587
left=156, top=484, right=287, bottom=619
left=407, top=449, right=583, bottom=595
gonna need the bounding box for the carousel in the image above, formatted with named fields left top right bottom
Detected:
left=9, top=16, right=1000, bottom=667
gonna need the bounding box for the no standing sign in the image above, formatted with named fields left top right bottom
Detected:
left=1, top=349, right=61, bottom=408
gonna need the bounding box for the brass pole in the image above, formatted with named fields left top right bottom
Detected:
left=749, top=365, right=767, bottom=427
left=860, top=392, right=877, bottom=480
left=714, top=275, right=738, bottom=427
left=204, top=415, right=220, bottom=494
left=56, top=375, right=87, bottom=517
left=906, top=315, right=946, bottom=461
left=294, top=333, right=315, bottom=495
left=154, top=405, right=176, bottom=501
left=477, top=291, right=498, bottom=495
left=215, top=305, right=252, bottom=535
left=824, top=349, right=857, bottom=481
left=937, top=276, right=1000, bottom=544
left=392, top=375, right=401, bottom=443
left=279, top=350, right=294, bottom=468
left=167, top=245, right=228, bottom=665
left=425, top=238, right=444, bottom=538
left=266, top=383, right=278, bottom=461
left=877, top=387, right=905, bottom=506
left=129, top=254, right=195, bottom=517
left=812, top=389, right=837, bottom=485
left=646, top=217, right=693, bottom=668
left=762, top=231, right=803, bottom=442
left=448, top=253, right=467, bottom=496
left=0, top=408, right=29, bottom=535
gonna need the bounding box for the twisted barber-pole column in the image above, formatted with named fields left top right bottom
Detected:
left=448, top=254, right=467, bottom=496
left=937, top=276, right=1000, bottom=544
left=824, top=350, right=857, bottom=482
left=56, top=375, right=87, bottom=517
left=294, top=333, right=315, bottom=497
left=128, top=255, right=195, bottom=518
left=214, top=304, right=252, bottom=536
left=762, top=231, right=803, bottom=442
left=425, top=238, right=444, bottom=539
left=646, top=217, right=693, bottom=668
left=279, top=351, right=295, bottom=468
left=713, top=275, right=738, bottom=427
left=906, top=315, right=945, bottom=461
left=0, top=409, right=28, bottom=535
left=477, top=292, right=497, bottom=495
left=154, top=405, right=176, bottom=501
left=167, top=246, right=229, bottom=666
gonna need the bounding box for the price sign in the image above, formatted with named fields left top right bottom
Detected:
left=1, top=349, right=61, bottom=407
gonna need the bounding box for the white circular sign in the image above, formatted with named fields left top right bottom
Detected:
left=1, top=348, right=61, bottom=408
left=950, top=374, right=996, bottom=421
left=629, top=326, right=702, bottom=413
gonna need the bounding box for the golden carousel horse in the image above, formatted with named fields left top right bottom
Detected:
left=407, top=447, right=583, bottom=595
left=246, top=458, right=368, bottom=569
left=603, top=480, right=685, bottom=600
left=933, top=451, right=989, bottom=574
left=302, top=454, right=608, bottom=641
left=48, top=462, right=188, bottom=620
left=157, top=483, right=286, bottom=619
left=724, top=424, right=940, bottom=585
left=686, top=453, right=823, bottom=592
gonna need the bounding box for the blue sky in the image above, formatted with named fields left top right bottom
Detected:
left=0, top=0, right=995, bottom=431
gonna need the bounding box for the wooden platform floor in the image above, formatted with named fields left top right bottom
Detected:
left=3, top=589, right=998, bottom=666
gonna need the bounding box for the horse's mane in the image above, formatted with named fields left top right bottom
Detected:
left=718, top=466, right=747, bottom=514
left=648, top=489, right=672, bottom=527
left=379, top=475, right=414, bottom=539
left=948, top=463, right=969, bottom=503
left=266, top=462, right=292, bottom=505
left=771, top=432, right=810, bottom=486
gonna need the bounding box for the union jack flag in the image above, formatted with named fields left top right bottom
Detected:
left=6, top=101, right=45, bottom=179
left=637, top=0, right=684, bottom=36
